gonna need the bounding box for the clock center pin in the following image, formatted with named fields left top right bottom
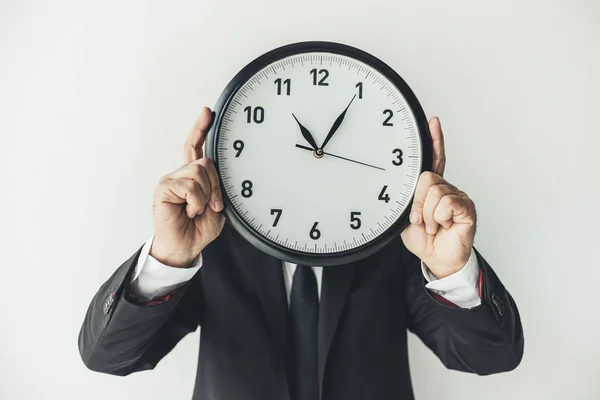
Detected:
left=314, top=148, right=324, bottom=159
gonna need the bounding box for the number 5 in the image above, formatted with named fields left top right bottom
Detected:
left=350, top=211, right=361, bottom=230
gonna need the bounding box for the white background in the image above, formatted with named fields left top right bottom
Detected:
left=1, top=0, right=599, bottom=399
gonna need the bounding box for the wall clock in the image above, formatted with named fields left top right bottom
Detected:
left=206, top=41, right=432, bottom=266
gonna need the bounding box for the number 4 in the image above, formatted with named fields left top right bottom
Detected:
left=378, top=186, right=390, bottom=203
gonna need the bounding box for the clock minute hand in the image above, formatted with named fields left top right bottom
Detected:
left=320, top=94, right=356, bottom=151
left=295, top=144, right=386, bottom=171
left=292, top=113, right=319, bottom=151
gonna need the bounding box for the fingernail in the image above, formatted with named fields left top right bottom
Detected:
left=410, top=212, right=420, bottom=224
left=214, top=200, right=223, bottom=211
left=426, top=225, right=435, bottom=235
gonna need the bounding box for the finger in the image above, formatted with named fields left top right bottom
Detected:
left=195, top=158, right=224, bottom=212
left=429, top=117, right=446, bottom=177
left=422, top=184, right=457, bottom=234
left=433, top=195, right=475, bottom=230
left=183, top=107, right=213, bottom=164
left=157, top=178, right=207, bottom=218
left=410, top=171, right=445, bottom=226
left=165, top=162, right=212, bottom=209
left=166, top=162, right=210, bottom=187
left=195, top=206, right=226, bottom=239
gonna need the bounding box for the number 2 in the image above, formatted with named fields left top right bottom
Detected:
left=382, top=109, right=394, bottom=126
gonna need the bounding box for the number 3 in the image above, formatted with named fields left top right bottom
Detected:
left=392, top=148, right=403, bottom=166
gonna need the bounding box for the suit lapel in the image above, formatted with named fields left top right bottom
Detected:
left=253, top=251, right=293, bottom=398
left=318, top=264, right=355, bottom=399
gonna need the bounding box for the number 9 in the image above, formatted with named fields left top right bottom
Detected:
left=233, top=140, right=244, bottom=157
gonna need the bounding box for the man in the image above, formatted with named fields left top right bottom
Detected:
left=79, top=108, right=523, bottom=400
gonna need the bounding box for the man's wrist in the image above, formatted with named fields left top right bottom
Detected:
left=149, top=242, right=202, bottom=268
left=129, top=237, right=204, bottom=302
left=424, top=252, right=471, bottom=279
left=422, top=248, right=481, bottom=308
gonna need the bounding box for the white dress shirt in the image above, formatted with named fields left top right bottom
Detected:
left=129, top=237, right=481, bottom=309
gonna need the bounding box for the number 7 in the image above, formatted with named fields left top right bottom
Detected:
left=270, top=209, right=282, bottom=227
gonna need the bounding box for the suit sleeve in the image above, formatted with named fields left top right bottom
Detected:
left=78, top=246, right=204, bottom=376
left=404, top=246, right=524, bottom=375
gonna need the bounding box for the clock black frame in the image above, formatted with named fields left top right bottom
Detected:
left=206, top=41, right=432, bottom=266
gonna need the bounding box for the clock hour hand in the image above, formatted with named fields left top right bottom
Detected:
left=320, top=94, right=356, bottom=151
left=292, top=113, right=319, bottom=151
left=295, top=144, right=386, bottom=171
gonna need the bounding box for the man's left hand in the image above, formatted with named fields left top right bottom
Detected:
left=401, top=117, right=477, bottom=279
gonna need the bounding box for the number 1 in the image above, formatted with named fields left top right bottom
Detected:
left=356, top=82, right=363, bottom=99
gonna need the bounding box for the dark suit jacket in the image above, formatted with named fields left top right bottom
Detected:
left=78, top=221, right=523, bottom=400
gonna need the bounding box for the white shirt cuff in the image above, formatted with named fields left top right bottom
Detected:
left=128, top=236, right=203, bottom=301
left=421, top=248, right=481, bottom=309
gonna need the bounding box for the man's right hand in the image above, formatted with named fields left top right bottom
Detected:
left=150, top=107, right=226, bottom=268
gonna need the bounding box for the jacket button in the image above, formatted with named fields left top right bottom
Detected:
left=103, top=291, right=116, bottom=314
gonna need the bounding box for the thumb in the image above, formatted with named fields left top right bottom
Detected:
left=401, top=222, right=427, bottom=253
left=196, top=206, right=226, bottom=244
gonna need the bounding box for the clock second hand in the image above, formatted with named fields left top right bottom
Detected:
left=295, top=144, right=386, bottom=171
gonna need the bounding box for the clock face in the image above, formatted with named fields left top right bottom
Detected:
left=208, top=43, right=431, bottom=266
